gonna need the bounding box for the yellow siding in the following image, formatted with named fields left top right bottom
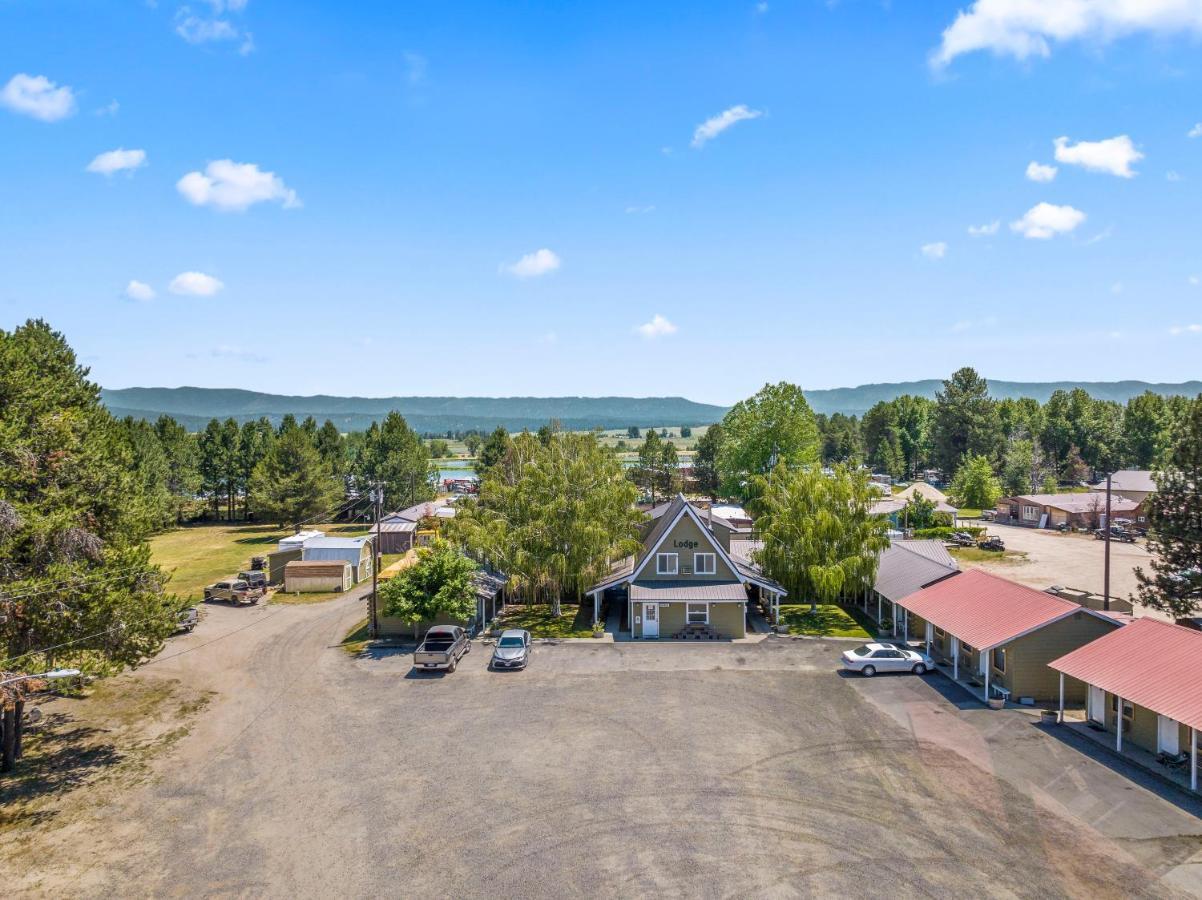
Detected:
left=1006, top=612, right=1119, bottom=702
left=639, top=515, right=736, bottom=582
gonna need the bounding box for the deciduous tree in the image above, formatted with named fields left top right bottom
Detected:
left=717, top=382, right=820, bottom=499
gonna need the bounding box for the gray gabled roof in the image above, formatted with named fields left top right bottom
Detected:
left=630, top=582, right=748, bottom=601
left=873, top=540, right=959, bottom=604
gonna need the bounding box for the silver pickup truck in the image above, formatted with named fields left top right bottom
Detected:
left=413, top=625, right=471, bottom=672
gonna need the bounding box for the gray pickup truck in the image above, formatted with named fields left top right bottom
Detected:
left=413, top=625, right=471, bottom=672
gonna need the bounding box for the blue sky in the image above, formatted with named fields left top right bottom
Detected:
left=3, top=0, right=1202, bottom=405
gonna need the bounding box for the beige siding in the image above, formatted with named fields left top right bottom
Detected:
left=639, top=515, right=736, bottom=582
left=708, top=602, right=746, bottom=638
left=284, top=574, right=348, bottom=593
left=1006, top=612, right=1119, bottom=701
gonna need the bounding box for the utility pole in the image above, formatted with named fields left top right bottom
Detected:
left=370, top=483, right=382, bottom=637
left=1103, top=471, right=1112, bottom=612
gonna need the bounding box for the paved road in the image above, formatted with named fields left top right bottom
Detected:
left=5, top=596, right=1200, bottom=898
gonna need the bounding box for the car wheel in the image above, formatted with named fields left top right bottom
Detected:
left=447, top=659, right=457, bottom=673
left=862, top=665, right=876, bottom=678
left=912, top=663, right=927, bottom=675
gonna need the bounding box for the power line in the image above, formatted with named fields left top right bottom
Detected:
left=0, top=566, right=161, bottom=604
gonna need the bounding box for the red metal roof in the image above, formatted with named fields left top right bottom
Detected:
left=1049, top=617, right=1202, bottom=731
left=896, top=569, right=1103, bottom=650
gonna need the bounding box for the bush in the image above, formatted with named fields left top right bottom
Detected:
left=912, top=525, right=985, bottom=539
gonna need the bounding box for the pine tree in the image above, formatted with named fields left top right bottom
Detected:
left=248, top=427, right=343, bottom=527
left=1136, top=397, right=1202, bottom=618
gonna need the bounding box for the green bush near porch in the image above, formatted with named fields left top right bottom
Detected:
left=778, top=604, right=874, bottom=639
left=495, top=603, right=597, bottom=638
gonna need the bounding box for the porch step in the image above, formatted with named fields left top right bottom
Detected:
left=671, top=623, right=720, bottom=641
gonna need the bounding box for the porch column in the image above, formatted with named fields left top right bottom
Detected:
left=593, top=591, right=599, bottom=626
left=903, top=611, right=909, bottom=644
left=1116, top=696, right=1123, bottom=752
left=984, top=664, right=990, bottom=701
left=877, top=594, right=882, bottom=629
left=924, top=621, right=933, bottom=656
left=1192, top=728, right=1197, bottom=793
left=1058, top=672, right=1065, bottom=724
left=952, top=637, right=959, bottom=681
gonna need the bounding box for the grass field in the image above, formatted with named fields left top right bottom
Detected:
left=494, top=603, right=597, bottom=638
left=948, top=547, right=1028, bottom=565
left=150, top=521, right=370, bottom=602
left=778, top=604, right=874, bottom=639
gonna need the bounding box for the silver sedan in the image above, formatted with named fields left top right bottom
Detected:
left=490, top=629, right=531, bottom=670
left=841, top=642, right=933, bottom=677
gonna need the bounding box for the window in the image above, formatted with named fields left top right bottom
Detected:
left=961, top=642, right=974, bottom=657
left=686, top=603, right=709, bottom=624
left=1110, top=695, right=1135, bottom=723
left=992, top=647, right=1006, bottom=672
left=656, top=553, right=678, bottom=575
left=1022, top=505, right=1039, bottom=521
left=694, top=552, right=716, bottom=575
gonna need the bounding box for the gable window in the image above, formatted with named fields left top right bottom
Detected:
left=656, top=553, right=679, bottom=575
left=686, top=603, right=709, bottom=624
left=694, top=552, right=716, bottom=576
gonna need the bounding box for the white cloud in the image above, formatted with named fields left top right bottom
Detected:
left=1169, top=323, right=1202, bottom=335
left=1010, top=202, right=1086, bottom=239
left=691, top=105, right=763, bottom=148
left=950, top=315, right=999, bottom=333
left=95, top=100, right=120, bottom=117
left=921, top=241, right=948, bottom=260
left=175, top=5, right=253, bottom=53
left=1025, top=161, right=1058, bottom=182
left=210, top=344, right=267, bottom=363
left=1167, top=170, right=1183, bottom=181
left=932, top=1, right=1202, bottom=68
left=624, top=204, right=656, bottom=214
left=125, top=280, right=156, bottom=302
left=967, top=220, right=1000, bottom=236
left=755, top=2, right=769, bottom=13
left=1189, top=123, right=1202, bottom=138
left=0, top=73, right=76, bottom=122
left=169, top=271, right=225, bottom=296
left=1053, top=135, right=1143, bottom=178
left=87, top=148, right=147, bottom=176
left=177, top=160, right=300, bottom=212
left=635, top=314, right=677, bottom=339
left=502, top=248, right=561, bottom=278
left=1190, top=274, right=1200, bottom=286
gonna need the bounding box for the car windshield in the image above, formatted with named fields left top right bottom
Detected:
left=852, top=645, right=873, bottom=656
left=498, top=637, right=524, bottom=647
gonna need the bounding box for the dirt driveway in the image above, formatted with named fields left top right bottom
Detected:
left=2, top=596, right=1200, bottom=898
left=959, top=522, right=1164, bottom=615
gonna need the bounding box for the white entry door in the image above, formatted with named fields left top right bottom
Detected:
left=642, top=603, right=659, bottom=638
left=1089, top=685, right=1105, bottom=724
left=1158, top=715, right=1180, bottom=755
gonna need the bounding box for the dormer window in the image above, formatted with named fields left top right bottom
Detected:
left=656, top=553, right=679, bottom=575
left=694, top=552, right=716, bottom=575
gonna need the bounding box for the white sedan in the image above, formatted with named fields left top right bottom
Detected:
left=842, top=643, right=933, bottom=677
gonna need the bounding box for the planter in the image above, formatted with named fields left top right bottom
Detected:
left=1040, top=709, right=1059, bottom=724
left=987, top=697, right=1005, bottom=710
left=592, top=630, right=604, bottom=639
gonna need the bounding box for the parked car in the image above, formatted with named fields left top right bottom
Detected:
left=1094, top=526, right=1136, bottom=543
left=490, top=628, right=531, bottom=670
left=977, top=536, right=1006, bottom=552
left=203, top=579, right=264, bottom=605
left=238, top=570, right=268, bottom=590
left=979, top=509, right=996, bottom=521
left=413, top=625, right=471, bottom=672
left=841, top=643, right=933, bottom=677
left=175, top=606, right=199, bottom=633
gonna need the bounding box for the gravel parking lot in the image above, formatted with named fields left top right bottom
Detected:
left=5, top=596, right=1200, bottom=898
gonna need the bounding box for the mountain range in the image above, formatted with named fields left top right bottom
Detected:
left=101, top=380, right=1202, bottom=433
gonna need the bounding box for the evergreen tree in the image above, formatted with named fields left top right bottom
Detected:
left=1123, top=391, right=1168, bottom=469
left=248, top=426, right=342, bottom=527
left=0, top=320, right=176, bottom=688
left=931, top=367, right=1001, bottom=475
left=1135, top=397, right=1202, bottom=618
left=477, top=426, right=512, bottom=472
left=315, top=420, right=345, bottom=474
left=693, top=424, right=723, bottom=499
left=116, top=416, right=175, bottom=532
left=357, top=411, right=434, bottom=511
left=154, top=415, right=200, bottom=523
left=238, top=418, right=275, bottom=520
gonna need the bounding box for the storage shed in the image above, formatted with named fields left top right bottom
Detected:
left=301, top=536, right=374, bottom=583
left=284, top=560, right=353, bottom=593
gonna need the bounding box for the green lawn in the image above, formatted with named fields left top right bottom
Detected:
left=150, top=521, right=369, bottom=602
left=778, top=604, right=874, bottom=639
left=948, top=547, right=1028, bottom=565
left=495, top=603, right=598, bottom=638
left=341, top=618, right=371, bottom=655
left=956, top=508, right=983, bottom=519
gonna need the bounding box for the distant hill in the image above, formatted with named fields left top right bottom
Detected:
left=803, top=379, right=1202, bottom=417
left=100, top=388, right=729, bottom=434
left=102, top=379, right=1202, bottom=432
